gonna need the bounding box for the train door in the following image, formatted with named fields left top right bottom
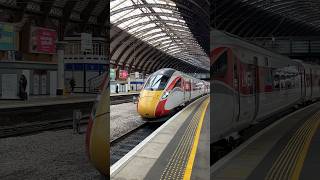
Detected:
left=233, top=56, right=240, bottom=122
left=252, top=57, right=259, bottom=121
left=310, top=68, right=313, bottom=98
left=184, top=78, right=191, bottom=101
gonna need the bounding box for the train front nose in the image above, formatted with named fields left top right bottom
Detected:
left=138, top=91, right=162, bottom=118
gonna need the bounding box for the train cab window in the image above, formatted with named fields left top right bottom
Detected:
left=212, top=51, right=228, bottom=76
left=174, top=79, right=182, bottom=89
left=144, top=74, right=170, bottom=91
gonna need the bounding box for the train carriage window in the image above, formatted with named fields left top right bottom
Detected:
left=273, top=70, right=280, bottom=90
left=212, top=51, right=228, bottom=76
left=281, top=74, right=286, bottom=89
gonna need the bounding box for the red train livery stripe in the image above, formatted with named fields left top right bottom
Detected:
left=155, top=76, right=181, bottom=116
left=155, top=99, right=170, bottom=117
left=167, top=76, right=181, bottom=90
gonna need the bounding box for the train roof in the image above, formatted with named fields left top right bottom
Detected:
left=211, top=29, right=291, bottom=61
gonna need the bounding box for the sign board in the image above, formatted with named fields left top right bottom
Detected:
left=0, top=23, right=15, bottom=50
left=30, top=26, right=57, bottom=54
left=110, top=69, right=116, bottom=81
left=1, top=74, right=17, bottom=99
left=81, top=33, right=92, bottom=52
left=119, top=70, right=128, bottom=80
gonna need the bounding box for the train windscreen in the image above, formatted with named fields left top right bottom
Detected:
left=144, top=74, right=170, bottom=91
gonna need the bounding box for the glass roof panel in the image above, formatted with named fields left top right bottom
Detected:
left=111, top=0, right=209, bottom=70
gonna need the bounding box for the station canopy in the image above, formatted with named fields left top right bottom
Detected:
left=211, top=0, right=320, bottom=37
left=111, top=0, right=210, bottom=72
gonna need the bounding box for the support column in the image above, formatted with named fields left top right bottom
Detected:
left=56, top=42, right=67, bottom=95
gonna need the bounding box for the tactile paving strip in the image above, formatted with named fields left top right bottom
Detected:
left=160, top=98, right=209, bottom=180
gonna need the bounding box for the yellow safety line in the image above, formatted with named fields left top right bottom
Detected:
left=291, top=114, right=320, bottom=180
left=183, top=98, right=210, bottom=180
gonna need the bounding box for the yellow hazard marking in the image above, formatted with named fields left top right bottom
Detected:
left=183, top=97, right=210, bottom=180
left=291, top=113, right=320, bottom=180
left=264, top=111, right=320, bottom=180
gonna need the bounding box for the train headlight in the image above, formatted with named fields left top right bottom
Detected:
left=162, top=91, right=170, bottom=99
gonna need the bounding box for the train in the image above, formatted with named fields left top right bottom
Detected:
left=85, top=72, right=109, bottom=175
left=211, top=29, right=320, bottom=144
left=137, top=68, right=210, bottom=119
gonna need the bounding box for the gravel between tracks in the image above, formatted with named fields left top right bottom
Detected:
left=0, top=128, right=100, bottom=180
left=110, top=102, right=145, bottom=142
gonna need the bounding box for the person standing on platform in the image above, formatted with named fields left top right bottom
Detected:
left=19, top=75, right=28, bottom=101
left=70, top=78, right=76, bottom=94
left=116, top=84, right=119, bottom=93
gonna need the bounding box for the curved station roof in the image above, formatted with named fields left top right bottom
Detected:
left=0, top=0, right=108, bottom=38
left=110, top=0, right=210, bottom=74
left=211, top=0, right=320, bottom=37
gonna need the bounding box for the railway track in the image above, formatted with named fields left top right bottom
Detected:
left=110, top=122, right=164, bottom=165
left=0, top=94, right=138, bottom=138
left=0, top=115, right=89, bottom=138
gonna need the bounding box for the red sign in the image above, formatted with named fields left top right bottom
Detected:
left=30, top=27, right=57, bottom=54
left=119, top=70, right=128, bottom=80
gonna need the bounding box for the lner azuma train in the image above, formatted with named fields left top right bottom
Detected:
left=137, top=68, right=209, bottom=119
left=86, top=72, right=109, bottom=175
left=211, top=29, right=320, bottom=144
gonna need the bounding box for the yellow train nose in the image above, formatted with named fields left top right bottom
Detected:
left=137, top=90, right=163, bottom=118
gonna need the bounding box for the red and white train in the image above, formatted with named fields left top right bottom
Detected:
left=137, top=68, right=209, bottom=119
left=211, top=29, right=320, bottom=144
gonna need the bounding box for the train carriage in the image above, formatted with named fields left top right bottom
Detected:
left=137, top=68, right=209, bottom=119
left=211, top=29, right=320, bottom=144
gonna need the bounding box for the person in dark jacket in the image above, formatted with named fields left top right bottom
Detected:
left=70, top=78, right=76, bottom=93
left=19, top=75, right=27, bottom=100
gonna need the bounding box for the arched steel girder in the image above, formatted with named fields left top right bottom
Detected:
left=110, top=34, right=133, bottom=60
left=223, top=4, right=254, bottom=33
left=145, top=53, right=167, bottom=72
left=264, top=2, right=320, bottom=24
left=214, top=0, right=243, bottom=28
left=237, top=0, right=320, bottom=33
left=142, top=52, right=166, bottom=73
left=143, top=54, right=169, bottom=72
left=124, top=42, right=150, bottom=71
left=240, top=10, right=277, bottom=37
left=251, top=15, right=284, bottom=37
left=131, top=44, right=159, bottom=70
left=150, top=54, right=172, bottom=72
left=110, top=19, right=203, bottom=42
left=111, top=31, right=204, bottom=68
left=127, top=44, right=155, bottom=72
left=135, top=47, right=162, bottom=70
left=174, top=0, right=209, bottom=18
left=111, top=3, right=208, bottom=25
left=140, top=48, right=167, bottom=71
left=228, top=5, right=263, bottom=34
left=113, top=12, right=190, bottom=26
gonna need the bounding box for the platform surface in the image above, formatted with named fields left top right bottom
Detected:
left=111, top=95, right=210, bottom=180
left=212, top=102, right=320, bottom=180
left=0, top=92, right=139, bottom=109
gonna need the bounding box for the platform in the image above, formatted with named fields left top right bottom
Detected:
left=211, top=102, right=320, bottom=180
left=111, top=95, right=210, bottom=179
left=0, top=92, right=139, bottom=110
